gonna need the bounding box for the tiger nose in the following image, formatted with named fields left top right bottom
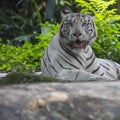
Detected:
left=73, top=31, right=82, bottom=37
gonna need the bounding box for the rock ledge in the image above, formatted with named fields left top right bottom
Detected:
left=0, top=81, right=120, bottom=120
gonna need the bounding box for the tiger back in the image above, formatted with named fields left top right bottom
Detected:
left=41, top=12, right=120, bottom=81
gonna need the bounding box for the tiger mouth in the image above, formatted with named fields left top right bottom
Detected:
left=68, top=40, right=88, bottom=49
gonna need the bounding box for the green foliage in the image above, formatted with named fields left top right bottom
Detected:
left=44, top=0, right=73, bottom=22
left=75, top=0, right=120, bottom=63
left=0, top=0, right=42, bottom=44
left=0, top=0, right=120, bottom=72
left=0, top=22, right=59, bottom=72
left=0, top=0, right=73, bottom=43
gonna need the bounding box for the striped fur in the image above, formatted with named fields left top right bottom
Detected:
left=41, top=13, right=120, bottom=80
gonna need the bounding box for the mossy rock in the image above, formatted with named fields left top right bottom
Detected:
left=0, top=72, right=63, bottom=85
left=0, top=72, right=117, bottom=86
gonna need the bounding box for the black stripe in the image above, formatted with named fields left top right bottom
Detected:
left=86, top=52, right=94, bottom=61
left=51, top=65, right=58, bottom=73
left=100, top=64, right=110, bottom=70
left=86, top=56, right=96, bottom=69
left=89, top=31, right=96, bottom=40
left=60, top=30, right=65, bottom=38
left=59, top=55, right=80, bottom=69
left=61, top=23, right=63, bottom=29
left=59, top=40, right=84, bottom=67
left=67, top=46, right=84, bottom=63
left=92, top=65, right=100, bottom=74
left=89, top=22, right=96, bottom=40
left=46, top=48, right=51, bottom=62
left=103, top=61, right=111, bottom=67
left=100, top=72, right=104, bottom=76
left=110, top=60, right=119, bottom=66
left=42, top=57, right=49, bottom=72
left=106, top=71, right=115, bottom=79
left=116, top=68, right=119, bottom=75
left=45, top=48, right=58, bottom=74
left=93, top=22, right=95, bottom=28
left=58, top=50, right=73, bottom=63
left=57, top=60, right=71, bottom=70
left=75, top=72, right=79, bottom=80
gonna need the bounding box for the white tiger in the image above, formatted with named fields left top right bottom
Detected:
left=41, top=12, right=120, bottom=81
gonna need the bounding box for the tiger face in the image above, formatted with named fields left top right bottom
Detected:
left=59, top=13, right=97, bottom=49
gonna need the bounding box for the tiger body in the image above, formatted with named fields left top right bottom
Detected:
left=41, top=12, right=120, bottom=80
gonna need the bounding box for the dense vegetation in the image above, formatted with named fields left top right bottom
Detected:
left=0, top=0, right=120, bottom=72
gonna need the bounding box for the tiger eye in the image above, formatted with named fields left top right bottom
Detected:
left=82, top=22, right=86, bottom=26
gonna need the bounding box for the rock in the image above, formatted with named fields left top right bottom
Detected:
left=0, top=72, right=66, bottom=85
left=0, top=81, right=120, bottom=120
left=0, top=72, right=42, bottom=80
left=0, top=72, right=112, bottom=85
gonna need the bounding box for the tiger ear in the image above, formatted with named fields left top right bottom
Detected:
left=87, top=12, right=95, bottom=19
left=61, top=9, right=71, bottom=19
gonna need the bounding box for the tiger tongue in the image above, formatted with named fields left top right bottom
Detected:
left=72, top=40, right=87, bottom=49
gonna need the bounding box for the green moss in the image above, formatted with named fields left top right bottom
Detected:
left=0, top=72, right=86, bottom=85
left=0, top=72, right=115, bottom=85
left=0, top=72, right=63, bottom=85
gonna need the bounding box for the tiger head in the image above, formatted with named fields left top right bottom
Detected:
left=59, top=12, right=97, bottom=49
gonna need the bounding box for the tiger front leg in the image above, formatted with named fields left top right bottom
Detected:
left=58, top=70, right=109, bottom=81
